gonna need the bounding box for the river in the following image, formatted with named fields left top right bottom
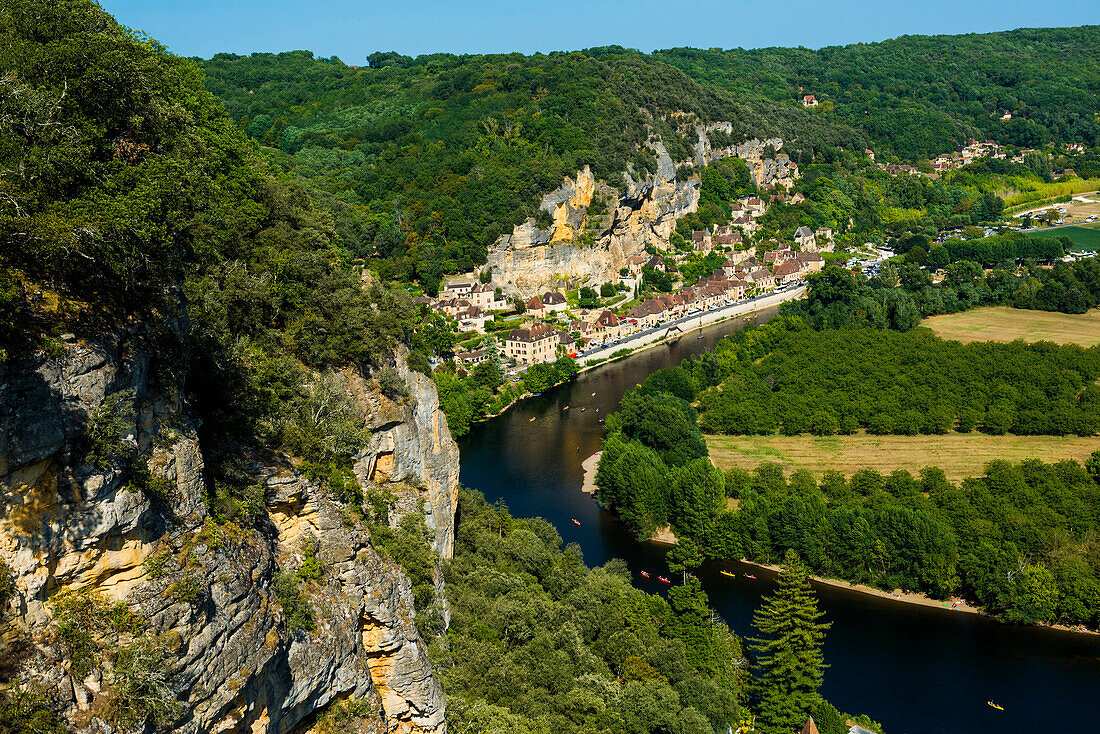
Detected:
left=457, top=308, right=1100, bottom=734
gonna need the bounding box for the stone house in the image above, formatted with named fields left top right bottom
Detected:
left=540, top=290, right=568, bottom=315
left=794, top=226, right=816, bottom=249
left=505, top=322, right=558, bottom=365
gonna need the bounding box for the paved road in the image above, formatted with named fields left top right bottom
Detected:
left=575, top=284, right=807, bottom=365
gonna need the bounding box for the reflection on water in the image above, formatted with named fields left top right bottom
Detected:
left=458, top=309, right=1100, bottom=734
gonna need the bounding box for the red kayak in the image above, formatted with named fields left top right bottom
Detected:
left=640, top=571, right=651, bottom=579
left=658, top=576, right=670, bottom=584
left=571, top=518, right=581, bottom=526
left=744, top=573, right=757, bottom=580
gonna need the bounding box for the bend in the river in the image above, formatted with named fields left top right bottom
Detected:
left=458, top=308, right=1100, bottom=734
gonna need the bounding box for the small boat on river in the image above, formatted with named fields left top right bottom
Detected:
left=744, top=573, right=757, bottom=580
left=987, top=701, right=1003, bottom=711
left=529, top=417, right=536, bottom=422
left=658, top=576, right=670, bottom=584
left=563, top=405, right=569, bottom=411
left=720, top=570, right=737, bottom=578
left=571, top=518, right=581, bottom=526
left=640, top=571, right=650, bottom=579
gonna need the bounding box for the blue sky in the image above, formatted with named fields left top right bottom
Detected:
left=101, top=0, right=1100, bottom=61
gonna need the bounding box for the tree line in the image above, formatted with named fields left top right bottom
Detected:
left=596, top=367, right=1100, bottom=627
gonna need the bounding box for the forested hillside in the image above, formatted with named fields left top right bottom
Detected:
left=198, top=49, right=860, bottom=286
left=657, top=27, right=1100, bottom=158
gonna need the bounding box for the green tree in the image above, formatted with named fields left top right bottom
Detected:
left=749, top=550, right=831, bottom=734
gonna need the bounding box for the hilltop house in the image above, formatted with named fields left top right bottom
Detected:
left=802, top=94, right=818, bottom=107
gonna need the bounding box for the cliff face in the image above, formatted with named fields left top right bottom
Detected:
left=486, top=127, right=796, bottom=296
left=0, top=331, right=458, bottom=733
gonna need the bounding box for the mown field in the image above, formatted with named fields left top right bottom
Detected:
left=706, top=433, right=1100, bottom=482
left=923, top=306, right=1100, bottom=346
left=1028, top=223, right=1100, bottom=249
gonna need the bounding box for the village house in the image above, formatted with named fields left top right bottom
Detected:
left=764, top=245, right=795, bottom=264
left=732, top=212, right=758, bottom=235
left=743, top=197, right=768, bottom=217
left=645, top=255, right=669, bottom=273
left=791, top=192, right=806, bottom=204
left=455, top=305, right=489, bottom=332
left=623, top=255, right=648, bottom=275
left=504, top=322, right=559, bottom=365
left=557, top=330, right=576, bottom=354
left=794, top=226, right=816, bottom=249
left=627, top=299, right=667, bottom=328
left=772, top=260, right=803, bottom=284
left=802, top=94, right=818, bottom=107
left=540, top=290, right=568, bottom=315
left=435, top=298, right=472, bottom=317
left=467, top=283, right=506, bottom=310
left=454, top=349, right=487, bottom=368
left=747, top=268, right=776, bottom=291
left=441, top=276, right=477, bottom=297
left=524, top=295, right=545, bottom=317
left=591, top=309, right=622, bottom=340
left=691, top=230, right=711, bottom=251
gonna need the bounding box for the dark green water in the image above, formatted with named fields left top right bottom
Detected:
left=458, top=309, right=1100, bottom=734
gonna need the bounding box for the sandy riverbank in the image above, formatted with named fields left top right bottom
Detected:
left=580, top=452, right=600, bottom=494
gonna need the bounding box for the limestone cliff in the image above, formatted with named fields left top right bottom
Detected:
left=486, top=124, right=797, bottom=296
left=0, top=330, right=458, bottom=733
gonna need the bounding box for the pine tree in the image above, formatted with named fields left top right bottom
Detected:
left=749, top=549, right=831, bottom=734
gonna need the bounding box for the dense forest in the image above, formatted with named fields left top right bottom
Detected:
left=198, top=49, right=859, bottom=290
left=595, top=365, right=1100, bottom=627
left=657, top=27, right=1100, bottom=158
left=195, top=31, right=1100, bottom=289
left=437, top=490, right=874, bottom=734
left=695, top=318, right=1100, bottom=437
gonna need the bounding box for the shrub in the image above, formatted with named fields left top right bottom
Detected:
left=377, top=367, right=409, bottom=401
left=49, top=588, right=143, bottom=678
left=84, top=390, right=136, bottom=468
left=110, top=634, right=183, bottom=729
left=273, top=570, right=315, bottom=633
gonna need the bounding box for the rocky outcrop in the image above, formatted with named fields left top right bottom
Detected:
left=486, top=123, right=798, bottom=296
left=0, top=332, right=457, bottom=733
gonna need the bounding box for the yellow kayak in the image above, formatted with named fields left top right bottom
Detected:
left=720, top=570, right=737, bottom=578
left=987, top=701, right=1003, bottom=711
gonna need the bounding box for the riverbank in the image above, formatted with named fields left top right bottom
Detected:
left=730, top=557, right=1098, bottom=637
left=580, top=452, right=1098, bottom=637
left=482, top=287, right=803, bottom=425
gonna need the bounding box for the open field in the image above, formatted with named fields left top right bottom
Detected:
left=706, top=433, right=1100, bottom=482
left=1028, top=223, right=1100, bottom=249
left=923, top=306, right=1100, bottom=347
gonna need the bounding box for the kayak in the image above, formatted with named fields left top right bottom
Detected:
left=744, top=574, right=757, bottom=580
left=988, top=701, right=1003, bottom=711
left=658, top=576, right=670, bottom=584
left=720, top=570, right=737, bottom=578
left=529, top=417, right=536, bottom=422
left=640, top=571, right=650, bottom=579
left=571, top=518, right=581, bottom=526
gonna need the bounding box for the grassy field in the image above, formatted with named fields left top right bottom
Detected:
left=922, top=306, right=1100, bottom=347
left=1027, top=224, right=1100, bottom=250
left=706, top=433, right=1100, bottom=482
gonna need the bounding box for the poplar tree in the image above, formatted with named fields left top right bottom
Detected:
left=749, top=550, right=831, bottom=734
